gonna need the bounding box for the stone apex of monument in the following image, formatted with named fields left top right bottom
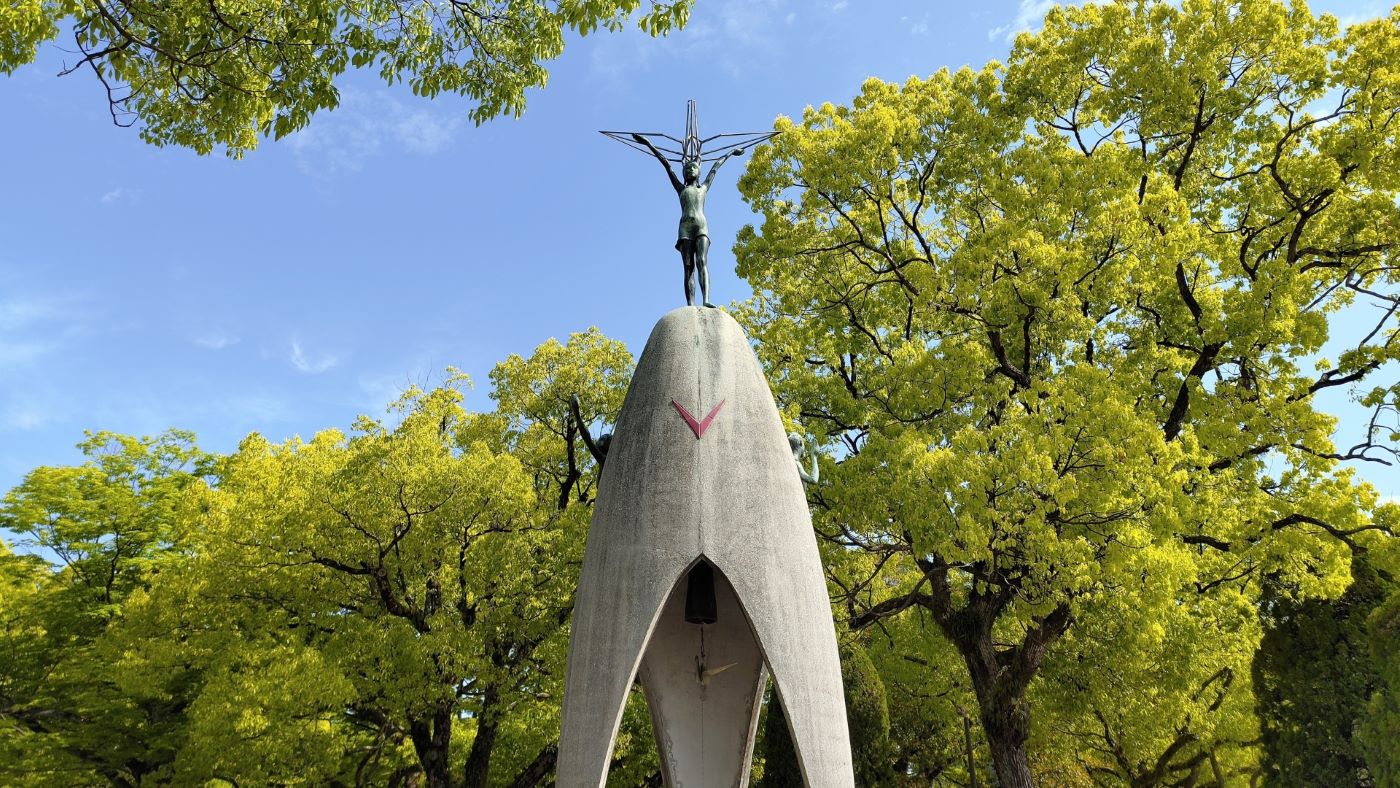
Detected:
left=558, top=305, right=854, bottom=787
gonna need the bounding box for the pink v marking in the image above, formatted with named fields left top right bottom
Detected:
left=671, top=399, right=725, bottom=439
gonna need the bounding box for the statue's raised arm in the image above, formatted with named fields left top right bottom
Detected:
left=632, top=133, right=683, bottom=193
left=570, top=394, right=611, bottom=468
left=703, top=147, right=745, bottom=190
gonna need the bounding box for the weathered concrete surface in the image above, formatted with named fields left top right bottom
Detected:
left=557, top=306, right=853, bottom=787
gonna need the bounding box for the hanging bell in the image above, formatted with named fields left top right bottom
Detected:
left=684, top=562, right=718, bottom=625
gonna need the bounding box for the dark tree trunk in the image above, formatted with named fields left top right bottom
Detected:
left=463, top=687, right=500, bottom=788
left=388, top=765, right=425, bottom=788
left=986, top=737, right=1035, bottom=788
left=855, top=558, right=1072, bottom=788
left=958, top=612, right=1036, bottom=788
left=963, top=714, right=979, bottom=788
left=941, top=592, right=1071, bottom=788
left=507, top=744, right=558, bottom=788
left=409, top=703, right=455, bottom=788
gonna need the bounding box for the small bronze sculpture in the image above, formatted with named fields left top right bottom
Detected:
left=602, top=101, right=777, bottom=308
left=570, top=395, right=611, bottom=469
left=789, top=433, right=819, bottom=485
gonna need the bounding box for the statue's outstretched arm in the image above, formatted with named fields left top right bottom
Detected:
left=570, top=394, right=608, bottom=467
left=791, top=432, right=819, bottom=485
left=632, top=133, right=683, bottom=192
left=703, top=147, right=745, bottom=189
left=798, top=448, right=819, bottom=485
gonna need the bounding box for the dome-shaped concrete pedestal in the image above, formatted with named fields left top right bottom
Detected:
left=557, top=307, right=854, bottom=787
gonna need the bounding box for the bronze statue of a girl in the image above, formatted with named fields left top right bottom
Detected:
left=633, top=133, right=744, bottom=308
left=603, top=101, right=776, bottom=308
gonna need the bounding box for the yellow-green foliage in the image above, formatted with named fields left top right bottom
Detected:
left=0, top=431, right=213, bottom=785
left=735, top=0, right=1398, bottom=782
left=0, top=331, right=647, bottom=786
left=1, top=0, right=692, bottom=156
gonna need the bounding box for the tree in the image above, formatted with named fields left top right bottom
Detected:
left=490, top=326, right=634, bottom=512
left=0, top=430, right=212, bottom=785
left=0, top=331, right=648, bottom=786
left=191, top=381, right=563, bottom=787
left=180, top=331, right=635, bottom=787
left=755, top=685, right=800, bottom=788
left=1254, top=553, right=1389, bottom=786
left=865, top=609, right=984, bottom=784
left=838, top=639, right=898, bottom=786
left=1359, top=537, right=1400, bottom=787
left=733, top=1, right=1399, bottom=784
left=2, top=0, right=691, bottom=155
left=1036, top=571, right=1265, bottom=786
left=0, top=539, right=53, bottom=784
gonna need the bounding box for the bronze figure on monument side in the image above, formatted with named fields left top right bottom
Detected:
left=570, top=394, right=611, bottom=468
left=789, top=432, right=820, bottom=485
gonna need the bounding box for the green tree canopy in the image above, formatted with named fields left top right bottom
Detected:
left=194, top=381, right=568, bottom=786
left=1254, top=553, right=1391, bottom=786
left=733, top=0, right=1399, bottom=784
left=1360, top=576, right=1400, bottom=783
left=2, top=0, right=691, bottom=155
left=0, top=430, right=212, bottom=784
left=176, top=332, right=636, bottom=787
left=0, top=330, right=656, bottom=787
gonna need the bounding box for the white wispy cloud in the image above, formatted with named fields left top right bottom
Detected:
left=590, top=17, right=699, bottom=81
left=0, top=340, right=54, bottom=368
left=100, top=187, right=139, bottom=204
left=0, top=295, right=72, bottom=331
left=0, top=293, right=87, bottom=370
left=0, top=373, right=71, bottom=432
left=1335, top=5, right=1386, bottom=30
left=0, top=291, right=90, bottom=432
left=283, top=89, right=462, bottom=175
left=718, top=0, right=785, bottom=50
left=358, top=372, right=413, bottom=413
left=288, top=340, right=341, bottom=374
left=192, top=331, right=240, bottom=350
left=393, top=110, right=457, bottom=154
left=590, top=0, right=788, bottom=81
left=988, top=0, right=1067, bottom=43
left=902, top=13, right=930, bottom=35
left=1, top=398, right=52, bottom=430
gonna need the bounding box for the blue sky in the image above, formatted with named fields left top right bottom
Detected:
left=1, top=0, right=1393, bottom=505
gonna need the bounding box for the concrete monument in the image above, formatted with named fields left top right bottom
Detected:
left=557, top=307, right=854, bottom=786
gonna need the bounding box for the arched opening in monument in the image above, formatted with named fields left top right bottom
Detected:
left=637, top=557, right=769, bottom=785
